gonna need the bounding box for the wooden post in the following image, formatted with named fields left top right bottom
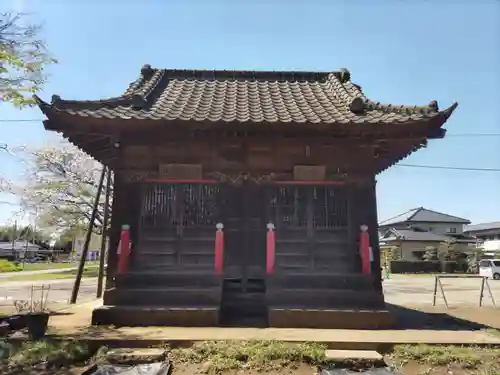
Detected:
left=432, top=276, right=438, bottom=306
left=96, top=168, right=112, bottom=298
left=266, top=222, right=276, bottom=274
left=479, top=277, right=486, bottom=307
left=438, top=277, right=449, bottom=308
left=360, top=225, right=371, bottom=274
left=214, top=223, right=224, bottom=275
left=117, top=224, right=131, bottom=274
left=485, top=278, right=496, bottom=307
left=70, top=167, right=106, bottom=304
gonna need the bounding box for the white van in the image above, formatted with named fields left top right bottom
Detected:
left=479, top=259, right=500, bottom=280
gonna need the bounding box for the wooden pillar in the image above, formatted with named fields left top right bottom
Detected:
left=366, top=175, right=382, bottom=292
left=349, top=175, right=382, bottom=291
left=106, top=174, right=126, bottom=286
left=347, top=186, right=360, bottom=272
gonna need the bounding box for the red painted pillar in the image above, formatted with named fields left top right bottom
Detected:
left=117, top=224, right=131, bottom=275
left=266, top=222, right=276, bottom=274
left=360, top=224, right=371, bottom=275
left=214, top=222, right=224, bottom=275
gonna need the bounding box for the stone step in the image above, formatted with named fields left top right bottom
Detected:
left=266, top=289, right=384, bottom=309
left=324, top=349, right=383, bottom=361
left=104, top=287, right=221, bottom=307
left=92, top=305, right=219, bottom=326
left=266, top=273, right=374, bottom=290
left=105, top=348, right=168, bottom=363
left=222, top=292, right=267, bottom=315
left=116, top=272, right=222, bottom=288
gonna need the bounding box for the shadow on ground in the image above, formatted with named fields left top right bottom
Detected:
left=387, top=303, right=494, bottom=331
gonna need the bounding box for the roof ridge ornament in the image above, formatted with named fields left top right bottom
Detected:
left=349, top=97, right=366, bottom=114
left=141, top=64, right=154, bottom=79
left=51, top=95, right=62, bottom=105
left=339, top=68, right=351, bottom=83
left=428, top=100, right=439, bottom=112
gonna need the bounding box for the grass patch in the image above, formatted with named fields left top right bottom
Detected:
left=389, top=344, right=500, bottom=373
left=0, top=260, right=22, bottom=273
left=0, top=260, right=100, bottom=274
left=169, top=340, right=327, bottom=373
left=21, top=263, right=92, bottom=271
left=1, top=267, right=101, bottom=282
left=0, top=340, right=92, bottom=367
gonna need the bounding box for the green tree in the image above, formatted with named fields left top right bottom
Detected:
left=9, top=142, right=112, bottom=235
left=1, top=12, right=56, bottom=107
left=467, top=247, right=484, bottom=274
left=423, top=245, right=438, bottom=261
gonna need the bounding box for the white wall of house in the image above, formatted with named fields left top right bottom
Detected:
left=411, top=222, right=465, bottom=235
left=483, top=239, right=500, bottom=251
left=383, top=222, right=465, bottom=235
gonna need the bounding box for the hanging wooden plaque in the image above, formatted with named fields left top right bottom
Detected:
left=158, top=163, right=203, bottom=180
left=293, top=165, right=326, bottom=181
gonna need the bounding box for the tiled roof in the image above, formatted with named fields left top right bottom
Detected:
left=0, top=241, right=40, bottom=250
left=381, top=228, right=452, bottom=242
left=35, top=65, right=457, bottom=125
left=464, top=221, right=500, bottom=233
left=379, top=207, right=470, bottom=226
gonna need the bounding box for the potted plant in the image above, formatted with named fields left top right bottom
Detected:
left=26, top=284, right=51, bottom=340
left=8, top=300, right=29, bottom=331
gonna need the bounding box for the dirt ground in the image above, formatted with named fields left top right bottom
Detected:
left=2, top=360, right=498, bottom=375
left=382, top=274, right=500, bottom=332
left=0, top=365, right=88, bottom=375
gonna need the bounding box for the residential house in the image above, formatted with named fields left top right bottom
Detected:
left=464, top=221, right=500, bottom=252
left=379, top=207, right=475, bottom=261
left=0, top=241, right=42, bottom=260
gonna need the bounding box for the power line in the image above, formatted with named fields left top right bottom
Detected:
left=0, top=119, right=45, bottom=122
left=444, top=133, right=500, bottom=137
left=396, top=164, right=500, bottom=172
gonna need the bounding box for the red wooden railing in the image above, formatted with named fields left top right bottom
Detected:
left=360, top=224, right=371, bottom=275
left=117, top=224, right=131, bottom=275
left=214, top=223, right=224, bottom=275
left=266, top=222, right=276, bottom=274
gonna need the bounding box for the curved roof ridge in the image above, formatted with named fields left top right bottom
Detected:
left=347, top=82, right=458, bottom=118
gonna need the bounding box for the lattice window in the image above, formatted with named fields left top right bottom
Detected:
left=182, top=184, right=221, bottom=227
left=312, top=186, right=348, bottom=229
left=140, top=183, right=177, bottom=229
left=269, top=186, right=308, bottom=228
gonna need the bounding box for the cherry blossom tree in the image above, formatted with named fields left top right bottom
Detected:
left=1, top=12, right=56, bottom=108
left=8, top=141, right=112, bottom=235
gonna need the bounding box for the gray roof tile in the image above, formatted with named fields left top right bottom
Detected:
left=379, top=207, right=470, bottom=226
left=382, top=229, right=452, bottom=242
left=464, top=221, right=500, bottom=233
left=35, top=65, right=457, bottom=125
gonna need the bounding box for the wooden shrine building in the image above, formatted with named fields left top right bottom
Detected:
left=36, top=66, right=457, bottom=329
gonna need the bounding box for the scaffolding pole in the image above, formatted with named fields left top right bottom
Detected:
left=70, top=167, right=106, bottom=304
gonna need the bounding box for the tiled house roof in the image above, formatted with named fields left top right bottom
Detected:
left=464, top=222, right=500, bottom=233
left=35, top=65, right=457, bottom=126
left=381, top=228, right=451, bottom=242
left=379, top=207, right=471, bottom=227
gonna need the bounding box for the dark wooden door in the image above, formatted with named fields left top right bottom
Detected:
left=220, top=182, right=267, bottom=286
left=137, top=183, right=221, bottom=272
left=267, top=185, right=352, bottom=273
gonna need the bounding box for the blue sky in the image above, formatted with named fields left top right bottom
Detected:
left=1, top=0, right=499, bottom=226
